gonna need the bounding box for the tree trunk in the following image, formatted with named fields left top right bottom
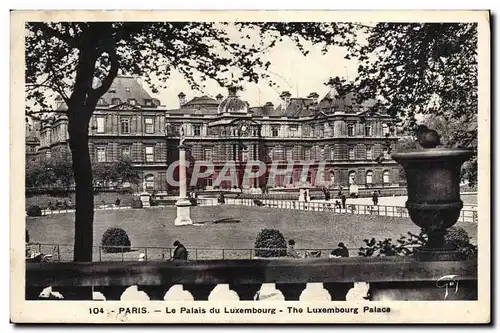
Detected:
left=68, top=109, right=94, bottom=262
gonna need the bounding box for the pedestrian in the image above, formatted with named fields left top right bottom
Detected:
left=218, top=192, right=225, bottom=204
left=341, top=193, right=347, bottom=209
left=115, top=197, right=121, bottom=206
left=172, top=240, right=188, bottom=260
left=286, top=239, right=301, bottom=258
left=337, top=242, right=349, bottom=257
left=372, top=190, right=379, bottom=206
left=47, top=201, right=53, bottom=210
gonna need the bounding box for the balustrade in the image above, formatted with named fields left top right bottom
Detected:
left=26, top=257, right=477, bottom=302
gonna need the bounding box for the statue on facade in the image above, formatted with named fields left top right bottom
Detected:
left=179, top=123, right=186, bottom=146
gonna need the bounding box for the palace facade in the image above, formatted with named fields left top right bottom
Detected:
left=27, top=76, right=402, bottom=192
left=165, top=87, right=401, bottom=192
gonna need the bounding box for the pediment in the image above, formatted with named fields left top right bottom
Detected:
left=109, top=103, right=141, bottom=111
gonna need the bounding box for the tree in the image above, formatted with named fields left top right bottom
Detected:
left=345, top=23, right=478, bottom=181
left=25, top=22, right=354, bottom=262
left=109, top=156, right=140, bottom=185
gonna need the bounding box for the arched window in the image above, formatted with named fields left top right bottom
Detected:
left=329, top=170, right=335, bottom=185
left=144, top=174, right=155, bottom=190
left=366, top=171, right=373, bottom=185
left=383, top=170, right=390, bottom=184
left=349, top=171, right=356, bottom=185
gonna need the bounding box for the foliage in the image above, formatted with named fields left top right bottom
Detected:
left=26, top=230, right=30, bottom=243
left=131, top=196, right=143, bottom=209
left=254, top=228, right=287, bottom=258
left=101, top=227, right=131, bottom=253
left=358, top=226, right=477, bottom=259
left=444, top=226, right=478, bottom=259
left=344, top=23, right=478, bottom=183
left=26, top=205, right=43, bottom=217
left=26, top=154, right=74, bottom=189
left=358, top=231, right=427, bottom=257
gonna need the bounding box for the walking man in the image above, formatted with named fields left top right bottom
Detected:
left=372, top=190, right=379, bottom=206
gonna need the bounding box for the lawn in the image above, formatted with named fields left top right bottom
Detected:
left=26, top=205, right=477, bottom=262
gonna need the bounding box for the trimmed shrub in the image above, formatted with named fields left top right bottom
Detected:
left=131, top=197, right=143, bottom=209
left=444, top=226, right=470, bottom=248
left=27, top=205, right=42, bottom=217
left=254, top=228, right=287, bottom=258
left=101, top=227, right=131, bottom=253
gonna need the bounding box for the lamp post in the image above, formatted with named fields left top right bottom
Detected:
left=391, top=128, right=473, bottom=261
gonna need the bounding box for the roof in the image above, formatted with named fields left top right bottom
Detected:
left=183, top=95, right=220, bottom=108
left=56, top=76, right=160, bottom=111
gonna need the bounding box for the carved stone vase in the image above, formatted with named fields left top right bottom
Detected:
left=392, top=137, right=473, bottom=261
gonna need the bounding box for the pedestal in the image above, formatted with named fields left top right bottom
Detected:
left=174, top=199, right=193, bottom=226
left=139, top=193, right=151, bottom=208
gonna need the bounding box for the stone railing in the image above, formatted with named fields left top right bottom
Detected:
left=26, top=257, right=477, bottom=301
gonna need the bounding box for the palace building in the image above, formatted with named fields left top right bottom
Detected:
left=165, top=86, right=401, bottom=192
left=27, top=76, right=402, bottom=192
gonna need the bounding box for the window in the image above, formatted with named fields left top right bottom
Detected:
left=329, top=171, right=335, bottom=185
left=206, top=177, right=213, bottom=187
left=144, top=99, right=152, bottom=106
left=365, top=124, right=372, bottom=136
left=317, top=124, right=324, bottom=137
left=349, top=171, right=356, bottom=185
left=144, top=117, right=154, bottom=134
left=144, top=174, right=154, bottom=189
left=120, top=118, right=130, bottom=134
left=204, top=148, right=212, bottom=161
left=366, top=147, right=373, bottom=160
left=286, top=147, right=293, bottom=161
left=145, top=146, right=154, bottom=162
left=112, top=98, right=121, bottom=105
left=330, top=149, right=335, bottom=160
left=289, top=125, right=298, bottom=137
left=46, top=151, right=51, bottom=159
left=252, top=144, right=258, bottom=160
left=347, top=124, right=354, bottom=136
left=193, top=124, right=202, bottom=136
left=98, top=98, right=105, bottom=105
left=382, top=124, right=390, bottom=136
left=366, top=171, right=373, bottom=185
left=96, top=117, right=105, bottom=133
left=383, top=170, right=391, bottom=184
left=348, top=147, right=355, bottom=160
left=128, top=98, right=137, bottom=105
left=252, top=128, right=259, bottom=136
left=97, top=147, right=106, bottom=163
left=271, top=126, right=279, bottom=137
left=121, top=146, right=130, bottom=157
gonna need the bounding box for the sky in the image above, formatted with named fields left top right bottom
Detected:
left=142, top=35, right=360, bottom=109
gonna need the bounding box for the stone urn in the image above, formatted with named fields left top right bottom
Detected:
left=391, top=132, right=473, bottom=261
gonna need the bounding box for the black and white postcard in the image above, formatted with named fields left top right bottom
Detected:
left=10, top=10, right=490, bottom=324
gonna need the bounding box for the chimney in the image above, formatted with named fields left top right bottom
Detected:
left=280, top=91, right=291, bottom=110
left=178, top=92, right=186, bottom=107
left=216, top=93, right=224, bottom=102
left=263, top=102, right=274, bottom=114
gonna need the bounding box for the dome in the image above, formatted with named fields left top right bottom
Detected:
left=217, top=87, right=248, bottom=114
